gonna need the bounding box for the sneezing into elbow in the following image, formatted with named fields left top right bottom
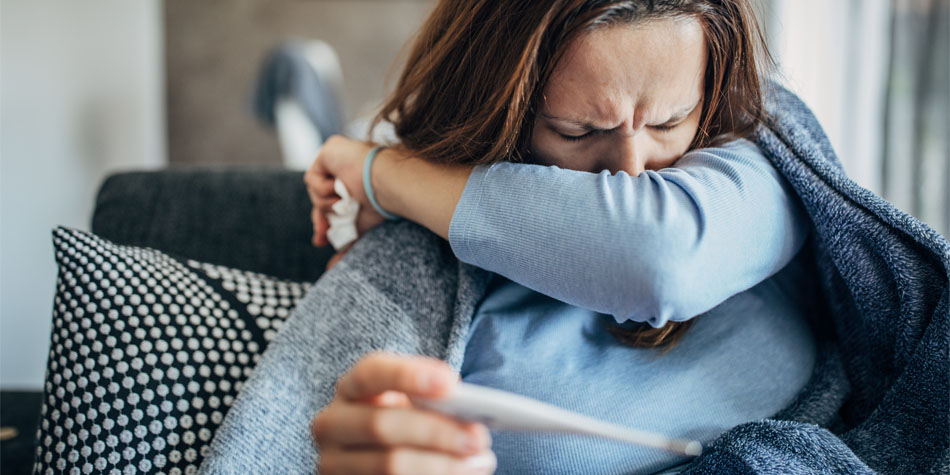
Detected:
left=601, top=246, right=706, bottom=327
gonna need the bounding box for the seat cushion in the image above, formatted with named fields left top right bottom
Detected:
left=34, top=227, right=311, bottom=475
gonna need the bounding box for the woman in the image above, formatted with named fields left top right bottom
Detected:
left=307, top=1, right=815, bottom=473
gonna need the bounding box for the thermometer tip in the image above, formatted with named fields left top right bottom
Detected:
left=684, top=441, right=703, bottom=456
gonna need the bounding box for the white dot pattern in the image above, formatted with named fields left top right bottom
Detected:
left=35, top=228, right=310, bottom=474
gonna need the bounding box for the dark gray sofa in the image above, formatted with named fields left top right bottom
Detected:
left=91, top=167, right=334, bottom=281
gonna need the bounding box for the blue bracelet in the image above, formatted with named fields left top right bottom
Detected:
left=362, top=146, right=401, bottom=221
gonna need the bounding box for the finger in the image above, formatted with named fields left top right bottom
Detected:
left=366, top=390, right=412, bottom=408
left=312, top=402, right=490, bottom=456
left=318, top=447, right=496, bottom=475
left=317, top=212, right=329, bottom=242
left=307, top=178, right=337, bottom=210
left=303, top=160, right=318, bottom=185
left=313, top=176, right=337, bottom=198
left=305, top=148, right=331, bottom=179
left=319, top=197, right=341, bottom=215
left=337, top=352, right=457, bottom=401
left=306, top=183, right=320, bottom=207
left=311, top=209, right=329, bottom=247
left=304, top=161, right=329, bottom=193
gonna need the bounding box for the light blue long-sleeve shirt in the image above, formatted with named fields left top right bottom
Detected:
left=453, top=139, right=816, bottom=473
left=460, top=255, right=817, bottom=474
left=448, top=139, right=809, bottom=326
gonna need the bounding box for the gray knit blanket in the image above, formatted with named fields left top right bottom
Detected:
left=200, top=85, right=950, bottom=474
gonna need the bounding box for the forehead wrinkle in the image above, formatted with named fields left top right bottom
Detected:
left=542, top=25, right=632, bottom=127
left=541, top=88, right=627, bottom=130
left=543, top=71, right=629, bottom=129
left=541, top=18, right=704, bottom=130
left=544, top=88, right=699, bottom=130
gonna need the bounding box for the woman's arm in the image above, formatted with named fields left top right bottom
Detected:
left=311, top=138, right=807, bottom=326
left=371, top=150, right=471, bottom=240
left=305, top=136, right=467, bottom=249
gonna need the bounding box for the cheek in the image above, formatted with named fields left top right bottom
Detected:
left=667, top=123, right=700, bottom=156
left=678, top=108, right=703, bottom=149
left=646, top=127, right=698, bottom=169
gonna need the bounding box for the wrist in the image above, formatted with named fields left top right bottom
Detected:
left=362, top=146, right=400, bottom=220
left=371, top=148, right=406, bottom=219
left=371, top=148, right=474, bottom=239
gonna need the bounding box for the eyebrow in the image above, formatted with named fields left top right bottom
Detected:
left=542, top=100, right=700, bottom=131
left=540, top=113, right=614, bottom=132
left=657, top=101, right=700, bottom=125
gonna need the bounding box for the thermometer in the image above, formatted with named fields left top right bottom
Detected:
left=412, top=382, right=703, bottom=456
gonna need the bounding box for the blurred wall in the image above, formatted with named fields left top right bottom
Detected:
left=164, top=0, right=435, bottom=165
left=0, top=0, right=166, bottom=389
left=762, top=0, right=948, bottom=236
left=762, top=0, right=890, bottom=195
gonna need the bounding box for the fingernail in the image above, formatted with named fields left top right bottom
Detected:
left=377, top=391, right=402, bottom=406
left=463, top=452, right=496, bottom=470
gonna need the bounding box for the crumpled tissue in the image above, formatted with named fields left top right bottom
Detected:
left=326, top=178, right=359, bottom=251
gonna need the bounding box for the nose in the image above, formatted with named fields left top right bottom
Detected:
left=605, top=133, right=646, bottom=176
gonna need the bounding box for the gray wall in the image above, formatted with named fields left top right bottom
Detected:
left=164, top=0, right=435, bottom=165
left=1, top=0, right=166, bottom=389
left=0, top=0, right=436, bottom=389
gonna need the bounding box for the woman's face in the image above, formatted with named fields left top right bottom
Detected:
left=530, top=18, right=707, bottom=175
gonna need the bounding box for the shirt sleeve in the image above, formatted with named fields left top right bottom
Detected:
left=447, top=139, right=809, bottom=326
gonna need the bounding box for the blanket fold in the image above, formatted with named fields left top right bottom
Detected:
left=199, top=222, right=491, bottom=473
left=199, top=85, right=949, bottom=474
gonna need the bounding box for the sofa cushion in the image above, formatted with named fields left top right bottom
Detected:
left=34, top=227, right=310, bottom=475
left=92, top=168, right=333, bottom=282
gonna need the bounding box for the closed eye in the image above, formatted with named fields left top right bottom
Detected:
left=556, top=120, right=681, bottom=141
left=556, top=125, right=617, bottom=142
left=557, top=131, right=595, bottom=142
left=648, top=122, right=679, bottom=133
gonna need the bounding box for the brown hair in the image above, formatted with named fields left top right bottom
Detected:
left=374, top=0, right=772, bottom=348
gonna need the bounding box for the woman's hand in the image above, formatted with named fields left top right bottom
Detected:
left=311, top=352, right=496, bottom=475
left=305, top=134, right=473, bottom=255
left=304, top=135, right=385, bottom=250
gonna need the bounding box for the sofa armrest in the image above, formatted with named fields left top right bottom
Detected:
left=92, top=167, right=332, bottom=282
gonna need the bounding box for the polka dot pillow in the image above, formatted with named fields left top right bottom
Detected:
left=35, top=227, right=312, bottom=475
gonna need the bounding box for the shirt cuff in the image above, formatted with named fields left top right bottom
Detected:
left=448, top=163, right=496, bottom=265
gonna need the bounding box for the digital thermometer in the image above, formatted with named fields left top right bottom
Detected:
left=412, top=382, right=703, bottom=457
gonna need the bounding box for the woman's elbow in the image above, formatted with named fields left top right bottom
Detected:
left=607, top=259, right=702, bottom=326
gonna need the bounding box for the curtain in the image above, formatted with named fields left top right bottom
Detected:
left=881, top=0, right=949, bottom=237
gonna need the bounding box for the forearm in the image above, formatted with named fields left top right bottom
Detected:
left=372, top=148, right=472, bottom=240
left=448, top=140, right=809, bottom=324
